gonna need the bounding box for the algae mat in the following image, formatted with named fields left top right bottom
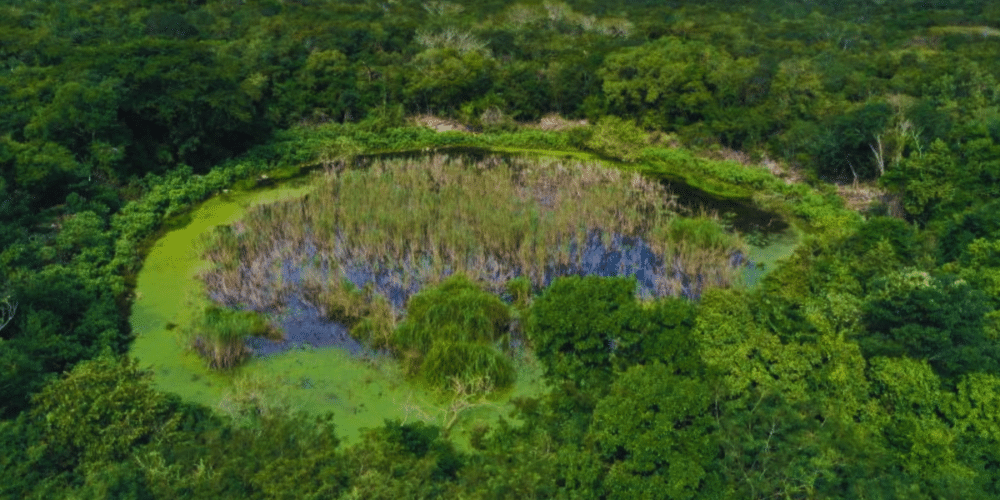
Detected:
left=128, top=178, right=547, bottom=447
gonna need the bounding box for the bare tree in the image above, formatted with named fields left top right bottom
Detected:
left=0, top=295, right=17, bottom=334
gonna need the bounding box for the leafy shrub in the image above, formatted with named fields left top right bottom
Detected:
left=527, top=275, right=641, bottom=391
left=392, top=273, right=513, bottom=392
left=936, top=198, right=1000, bottom=265
left=583, top=116, right=649, bottom=162
left=393, top=273, right=510, bottom=355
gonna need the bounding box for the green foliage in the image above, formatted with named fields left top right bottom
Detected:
left=866, top=356, right=986, bottom=498
left=861, top=270, right=996, bottom=381
left=588, top=361, right=718, bottom=499
left=187, top=305, right=274, bottom=370
left=527, top=275, right=641, bottom=391
left=421, top=341, right=516, bottom=391
left=813, top=102, right=893, bottom=181
left=947, top=373, right=1000, bottom=496
left=600, top=36, right=754, bottom=130
left=394, top=273, right=510, bottom=354
left=881, top=139, right=959, bottom=225
left=392, top=273, right=513, bottom=392
left=341, top=420, right=463, bottom=499
left=504, top=275, right=532, bottom=310
left=626, top=298, right=701, bottom=374
left=936, top=198, right=1000, bottom=265
left=23, top=356, right=183, bottom=473
left=583, top=116, right=649, bottom=162
left=6, top=0, right=1000, bottom=496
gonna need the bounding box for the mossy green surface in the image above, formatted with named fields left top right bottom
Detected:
left=128, top=174, right=548, bottom=449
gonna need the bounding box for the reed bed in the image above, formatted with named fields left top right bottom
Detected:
left=308, top=155, right=680, bottom=291
left=185, top=305, right=280, bottom=370
left=648, top=214, right=748, bottom=297
left=197, top=153, right=747, bottom=348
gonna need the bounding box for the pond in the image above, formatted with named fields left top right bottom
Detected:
left=128, top=151, right=798, bottom=448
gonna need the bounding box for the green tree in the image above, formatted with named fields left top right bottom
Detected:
left=341, top=420, right=463, bottom=499
left=866, top=356, right=984, bottom=499
left=599, top=37, right=753, bottom=129
left=880, top=139, right=958, bottom=225
left=526, top=275, right=641, bottom=391
left=405, top=48, right=495, bottom=114
left=946, top=372, right=1000, bottom=496
left=21, top=356, right=183, bottom=474
left=588, top=361, right=719, bottom=499
left=861, top=270, right=996, bottom=381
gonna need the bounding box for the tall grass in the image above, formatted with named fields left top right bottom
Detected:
left=197, top=153, right=746, bottom=329
left=391, top=273, right=515, bottom=392
left=649, top=213, right=748, bottom=297
left=422, top=342, right=516, bottom=392
left=393, top=273, right=511, bottom=355
left=186, top=305, right=279, bottom=370
left=301, top=154, right=681, bottom=291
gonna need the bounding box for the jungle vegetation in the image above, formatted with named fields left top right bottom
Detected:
left=4, top=0, right=1000, bottom=498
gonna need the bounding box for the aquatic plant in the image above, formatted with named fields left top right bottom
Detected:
left=187, top=305, right=277, bottom=370
left=313, top=275, right=370, bottom=325
left=649, top=215, right=748, bottom=298
left=393, top=273, right=511, bottom=353
left=351, top=293, right=397, bottom=351
left=422, top=342, right=516, bottom=392
left=196, top=154, right=749, bottom=367
left=392, top=273, right=514, bottom=392
left=218, top=372, right=293, bottom=427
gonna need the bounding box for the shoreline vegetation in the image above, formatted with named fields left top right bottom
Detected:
left=194, top=153, right=748, bottom=375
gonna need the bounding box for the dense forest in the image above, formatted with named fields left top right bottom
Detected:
left=3, top=0, right=1000, bottom=497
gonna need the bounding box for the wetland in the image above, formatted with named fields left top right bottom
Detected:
left=129, top=151, right=797, bottom=447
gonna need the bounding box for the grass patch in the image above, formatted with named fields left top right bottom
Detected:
left=186, top=305, right=279, bottom=370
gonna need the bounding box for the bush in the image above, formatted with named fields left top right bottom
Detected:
left=527, top=275, right=643, bottom=391
left=583, top=116, right=649, bottom=162
left=391, top=273, right=513, bottom=393
left=393, top=273, right=511, bottom=355
left=421, top=341, right=516, bottom=391
left=860, top=271, right=996, bottom=381
left=936, top=198, right=1000, bottom=265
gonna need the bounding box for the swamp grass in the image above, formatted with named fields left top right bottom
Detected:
left=391, top=274, right=514, bottom=392
left=186, top=305, right=282, bottom=370
left=196, top=154, right=747, bottom=375
left=199, top=154, right=744, bottom=303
